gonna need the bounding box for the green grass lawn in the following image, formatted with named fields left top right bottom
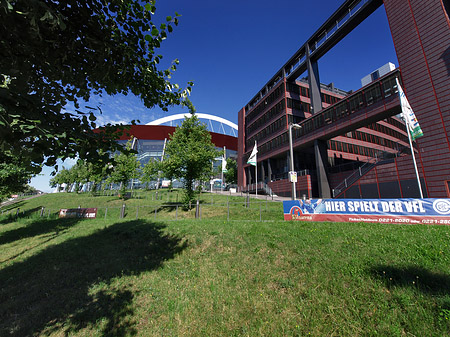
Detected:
left=0, top=189, right=282, bottom=222
left=1, top=192, right=449, bottom=336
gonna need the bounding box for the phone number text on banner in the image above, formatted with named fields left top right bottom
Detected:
left=283, top=199, right=450, bottom=224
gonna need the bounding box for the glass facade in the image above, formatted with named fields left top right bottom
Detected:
left=135, top=139, right=165, bottom=165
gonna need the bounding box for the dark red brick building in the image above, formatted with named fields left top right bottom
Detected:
left=237, top=0, right=450, bottom=199
left=384, top=0, right=450, bottom=197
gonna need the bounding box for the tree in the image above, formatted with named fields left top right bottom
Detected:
left=70, top=160, right=89, bottom=193
left=109, top=142, right=141, bottom=198
left=141, top=158, right=161, bottom=189
left=0, top=160, right=33, bottom=201
left=85, top=161, right=110, bottom=195
left=49, top=167, right=72, bottom=192
left=22, top=185, right=38, bottom=194
left=224, top=158, right=237, bottom=185
left=0, top=0, right=194, bottom=177
left=162, top=114, right=220, bottom=206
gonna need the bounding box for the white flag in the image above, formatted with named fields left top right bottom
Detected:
left=397, top=79, right=423, bottom=141
left=222, top=157, right=228, bottom=172
left=247, top=142, right=257, bottom=166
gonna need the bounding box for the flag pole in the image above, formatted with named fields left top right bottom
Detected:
left=255, top=141, right=258, bottom=197
left=247, top=141, right=258, bottom=196
left=397, top=78, right=424, bottom=198
left=222, top=146, right=226, bottom=192
left=404, top=115, right=424, bottom=198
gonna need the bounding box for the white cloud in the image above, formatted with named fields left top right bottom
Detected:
left=95, top=114, right=128, bottom=126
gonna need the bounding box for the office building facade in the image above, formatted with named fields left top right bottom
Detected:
left=238, top=0, right=449, bottom=198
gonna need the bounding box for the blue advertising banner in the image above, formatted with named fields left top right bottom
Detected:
left=283, top=199, right=450, bottom=225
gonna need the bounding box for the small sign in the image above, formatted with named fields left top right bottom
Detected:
left=59, top=208, right=98, bottom=219
left=289, top=171, right=297, bottom=183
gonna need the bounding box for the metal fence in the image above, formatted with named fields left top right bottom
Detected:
left=1, top=199, right=283, bottom=223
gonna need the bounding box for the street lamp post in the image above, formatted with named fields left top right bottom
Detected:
left=288, top=123, right=302, bottom=200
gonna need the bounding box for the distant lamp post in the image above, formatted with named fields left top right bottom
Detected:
left=288, top=123, right=302, bottom=200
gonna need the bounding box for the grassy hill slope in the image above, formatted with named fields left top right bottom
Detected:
left=1, top=191, right=449, bottom=336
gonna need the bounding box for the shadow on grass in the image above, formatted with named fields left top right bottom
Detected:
left=0, top=206, right=40, bottom=225
left=0, top=201, right=28, bottom=216
left=0, top=214, right=78, bottom=245
left=0, top=219, right=187, bottom=336
left=370, top=265, right=450, bottom=295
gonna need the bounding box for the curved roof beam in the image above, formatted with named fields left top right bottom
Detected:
left=146, top=113, right=238, bottom=131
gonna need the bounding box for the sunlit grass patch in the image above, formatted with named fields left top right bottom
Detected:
left=1, top=193, right=449, bottom=336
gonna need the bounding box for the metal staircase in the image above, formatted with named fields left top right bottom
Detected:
left=245, top=182, right=274, bottom=196
left=332, top=149, right=407, bottom=198
left=332, top=157, right=378, bottom=198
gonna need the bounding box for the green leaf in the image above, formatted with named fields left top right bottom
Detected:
left=1, top=0, right=192, bottom=181
left=144, top=3, right=155, bottom=14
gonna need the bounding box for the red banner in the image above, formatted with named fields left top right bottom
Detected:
left=59, top=208, right=97, bottom=219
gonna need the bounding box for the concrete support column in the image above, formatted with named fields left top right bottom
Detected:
left=286, top=153, right=291, bottom=178
left=261, top=160, right=266, bottom=183
left=314, top=139, right=331, bottom=198
left=267, top=158, right=273, bottom=182
left=307, top=44, right=331, bottom=198
left=242, top=162, right=247, bottom=187
left=306, top=45, right=322, bottom=116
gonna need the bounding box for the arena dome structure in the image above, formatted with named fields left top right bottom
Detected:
left=117, top=113, right=238, bottom=167
left=147, top=112, right=238, bottom=137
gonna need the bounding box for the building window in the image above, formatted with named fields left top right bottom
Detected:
left=371, top=70, right=380, bottom=81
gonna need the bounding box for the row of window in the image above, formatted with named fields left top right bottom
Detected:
left=246, top=90, right=341, bottom=139
left=247, top=131, right=398, bottom=165
left=366, top=121, right=407, bottom=142
left=256, top=132, right=289, bottom=158
left=287, top=113, right=304, bottom=125
left=286, top=82, right=310, bottom=98
left=286, top=82, right=341, bottom=105
left=289, top=73, right=401, bottom=137
left=245, top=73, right=400, bottom=149
left=385, top=116, right=405, bottom=131
left=245, top=126, right=405, bottom=166
left=287, top=98, right=310, bottom=113
left=246, top=81, right=363, bottom=139
left=246, top=125, right=406, bottom=166
left=321, top=93, right=340, bottom=105
left=247, top=96, right=310, bottom=138
left=246, top=100, right=285, bottom=136
left=244, top=72, right=406, bottom=163
left=346, top=130, right=406, bottom=151
left=328, top=140, right=380, bottom=158
left=139, top=145, right=164, bottom=151
left=246, top=115, right=286, bottom=151
left=364, top=84, right=382, bottom=106
left=253, top=130, right=396, bottom=160
left=245, top=84, right=285, bottom=125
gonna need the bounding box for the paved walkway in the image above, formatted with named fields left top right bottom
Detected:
left=211, top=190, right=292, bottom=202
left=0, top=193, right=46, bottom=208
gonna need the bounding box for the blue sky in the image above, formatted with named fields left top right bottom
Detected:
left=31, top=0, right=398, bottom=192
